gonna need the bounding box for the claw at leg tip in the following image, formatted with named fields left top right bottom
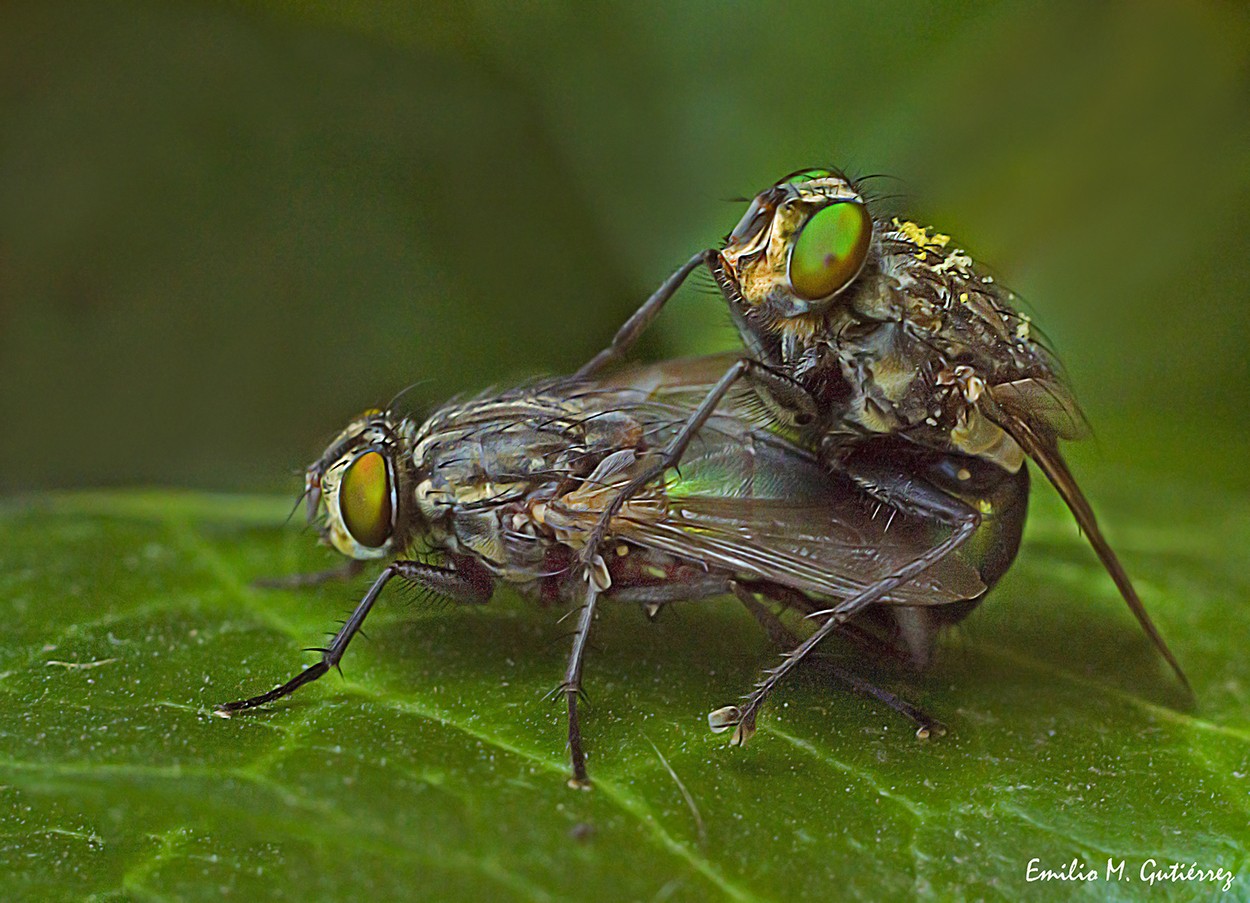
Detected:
left=707, top=705, right=740, bottom=734
left=916, top=721, right=947, bottom=740
left=730, top=721, right=755, bottom=747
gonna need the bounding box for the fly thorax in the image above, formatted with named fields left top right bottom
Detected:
left=413, top=475, right=452, bottom=537
left=859, top=323, right=918, bottom=402
left=846, top=267, right=906, bottom=324
left=450, top=509, right=511, bottom=569
left=578, top=410, right=646, bottom=456
left=413, top=470, right=520, bottom=569
left=845, top=391, right=903, bottom=436
left=902, top=294, right=945, bottom=335
left=832, top=321, right=918, bottom=436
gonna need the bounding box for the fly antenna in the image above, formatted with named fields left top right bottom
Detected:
left=386, top=379, right=432, bottom=414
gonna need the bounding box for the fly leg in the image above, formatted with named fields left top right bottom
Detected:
left=251, top=558, right=366, bottom=590
left=219, top=557, right=494, bottom=713
left=730, top=582, right=806, bottom=650
left=745, top=580, right=916, bottom=668
left=714, top=472, right=981, bottom=746
left=560, top=565, right=607, bottom=789
left=728, top=584, right=945, bottom=738
left=575, top=250, right=715, bottom=379
left=578, top=357, right=813, bottom=569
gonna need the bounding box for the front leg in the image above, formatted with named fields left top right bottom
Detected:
left=219, top=557, right=494, bottom=713
left=575, top=250, right=715, bottom=379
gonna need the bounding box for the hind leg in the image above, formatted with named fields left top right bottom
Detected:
left=726, top=584, right=945, bottom=739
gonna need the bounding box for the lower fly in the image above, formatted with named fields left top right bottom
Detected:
left=220, top=359, right=1025, bottom=786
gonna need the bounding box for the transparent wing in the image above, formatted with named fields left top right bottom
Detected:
left=990, top=377, right=1090, bottom=441
left=981, top=392, right=1188, bottom=688
left=546, top=398, right=986, bottom=607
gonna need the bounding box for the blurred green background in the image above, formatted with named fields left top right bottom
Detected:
left=2, top=0, right=1248, bottom=494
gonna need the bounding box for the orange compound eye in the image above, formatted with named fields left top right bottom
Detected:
left=788, top=201, right=872, bottom=302
left=339, top=451, right=393, bottom=549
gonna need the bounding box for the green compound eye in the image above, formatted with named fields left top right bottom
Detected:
left=788, top=202, right=872, bottom=302
left=783, top=167, right=834, bottom=185
left=339, top=451, right=393, bottom=549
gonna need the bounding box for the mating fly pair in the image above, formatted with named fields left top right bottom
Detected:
left=222, top=358, right=1027, bottom=786
left=223, top=168, right=1186, bottom=785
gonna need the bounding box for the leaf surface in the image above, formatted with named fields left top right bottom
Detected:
left=1, top=485, right=1245, bottom=900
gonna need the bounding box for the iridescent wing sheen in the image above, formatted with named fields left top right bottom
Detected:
left=545, top=387, right=986, bottom=607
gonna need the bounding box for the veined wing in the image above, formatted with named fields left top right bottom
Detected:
left=981, top=389, right=1189, bottom=689
left=545, top=402, right=986, bottom=607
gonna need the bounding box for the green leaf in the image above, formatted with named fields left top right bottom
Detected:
left=1, top=484, right=1246, bottom=900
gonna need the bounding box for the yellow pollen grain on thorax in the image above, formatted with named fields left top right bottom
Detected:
left=892, top=218, right=950, bottom=251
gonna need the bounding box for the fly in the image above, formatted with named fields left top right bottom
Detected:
left=219, top=359, right=1028, bottom=786
left=575, top=167, right=1188, bottom=693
